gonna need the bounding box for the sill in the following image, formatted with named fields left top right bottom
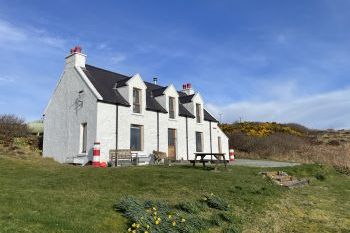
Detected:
left=196, top=122, right=204, bottom=125
left=168, top=118, right=177, bottom=121
left=131, top=112, right=144, bottom=117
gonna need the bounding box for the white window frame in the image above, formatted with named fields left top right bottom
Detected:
left=196, top=103, right=202, bottom=123
left=169, top=96, right=176, bottom=119
left=133, top=88, right=142, bottom=114
left=130, top=124, right=143, bottom=151
left=195, top=131, right=203, bottom=152
left=80, top=123, right=87, bottom=154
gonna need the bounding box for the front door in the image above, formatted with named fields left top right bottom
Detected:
left=168, top=129, right=176, bottom=161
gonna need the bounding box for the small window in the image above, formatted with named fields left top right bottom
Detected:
left=133, top=88, right=141, bottom=113
left=130, top=124, right=143, bottom=151
left=169, top=97, right=175, bottom=119
left=80, top=123, right=87, bottom=153
left=196, top=131, right=203, bottom=152
left=196, top=103, right=202, bottom=123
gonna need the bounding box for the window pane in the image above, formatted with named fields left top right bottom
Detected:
left=196, top=132, right=203, bottom=152
left=169, top=97, right=175, bottom=119
left=196, top=104, right=201, bottom=123
left=133, top=88, right=141, bottom=113
left=81, top=123, right=87, bottom=153
left=130, top=125, right=142, bottom=151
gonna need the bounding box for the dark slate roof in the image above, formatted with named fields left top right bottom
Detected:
left=204, top=109, right=218, bottom=122
left=152, top=86, right=167, bottom=97
left=179, top=94, right=195, bottom=104
left=83, top=65, right=130, bottom=106
left=83, top=64, right=218, bottom=121
left=179, top=104, right=195, bottom=118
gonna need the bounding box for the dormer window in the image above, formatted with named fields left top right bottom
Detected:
left=196, top=103, right=202, bottom=123
left=133, top=88, right=141, bottom=113
left=169, top=97, right=176, bottom=119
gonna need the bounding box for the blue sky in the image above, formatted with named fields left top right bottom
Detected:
left=0, top=0, right=349, bottom=129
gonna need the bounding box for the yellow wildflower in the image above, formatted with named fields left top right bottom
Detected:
left=181, top=218, right=186, bottom=223
left=155, top=220, right=160, bottom=225
left=132, top=223, right=137, bottom=228
left=128, top=228, right=132, bottom=232
left=168, top=215, right=172, bottom=219
left=146, top=225, right=150, bottom=229
left=136, top=223, right=140, bottom=228
left=172, top=221, right=176, bottom=226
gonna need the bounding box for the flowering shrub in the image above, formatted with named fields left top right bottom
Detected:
left=220, top=122, right=304, bottom=137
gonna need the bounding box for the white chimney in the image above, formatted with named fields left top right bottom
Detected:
left=65, top=46, right=86, bottom=68
left=182, top=83, right=194, bottom=95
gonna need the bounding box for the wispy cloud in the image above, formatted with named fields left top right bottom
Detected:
left=207, top=87, right=350, bottom=129
left=0, top=18, right=67, bottom=51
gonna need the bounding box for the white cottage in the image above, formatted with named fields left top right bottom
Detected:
left=43, top=47, right=229, bottom=164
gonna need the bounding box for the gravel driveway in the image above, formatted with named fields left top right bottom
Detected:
left=230, top=159, right=300, bottom=167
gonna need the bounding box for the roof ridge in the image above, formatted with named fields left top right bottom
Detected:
left=85, top=64, right=131, bottom=79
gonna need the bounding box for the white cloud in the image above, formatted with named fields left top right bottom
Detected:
left=111, top=54, right=126, bottom=64
left=207, top=87, right=350, bottom=130
left=0, top=18, right=66, bottom=50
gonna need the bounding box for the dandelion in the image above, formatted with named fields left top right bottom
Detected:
left=155, top=220, right=160, bottom=225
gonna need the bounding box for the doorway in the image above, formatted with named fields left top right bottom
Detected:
left=168, top=129, right=177, bottom=161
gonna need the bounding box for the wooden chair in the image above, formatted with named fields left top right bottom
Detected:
left=109, top=149, right=133, bottom=167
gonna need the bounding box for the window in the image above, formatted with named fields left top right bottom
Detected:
left=133, top=88, right=141, bottom=113
left=80, top=123, right=87, bottom=153
left=196, top=103, right=202, bottom=123
left=196, top=131, right=203, bottom=152
left=130, top=124, right=143, bottom=151
left=218, top=136, right=222, bottom=153
left=169, top=97, right=175, bottom=119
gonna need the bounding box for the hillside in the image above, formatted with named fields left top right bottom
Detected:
left=221, top=122, right=350, bottom=171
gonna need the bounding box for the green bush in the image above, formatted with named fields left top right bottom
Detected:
left=203, top=194, right=229, bottom=211
left=175, top=201, right=200, bottom=214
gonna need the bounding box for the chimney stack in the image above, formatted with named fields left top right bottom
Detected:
left=65, top=45, right=86, bottom=68
left=182, top=82, right=194, bottom=95
left=153, top=77, right=158, bottom=85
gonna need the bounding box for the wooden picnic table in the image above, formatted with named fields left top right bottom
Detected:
left=191, top=152, right=228, bottom=168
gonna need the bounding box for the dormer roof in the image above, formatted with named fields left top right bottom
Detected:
left=82, top=64, right=218, bottom=121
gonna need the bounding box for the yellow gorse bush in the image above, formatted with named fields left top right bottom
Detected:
left=221, top=122, right=304, bottom=137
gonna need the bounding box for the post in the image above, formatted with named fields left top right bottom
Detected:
left=209, top=121, right=212, bottom=161
left=157, top=111, right=159, bottom=152
left=186, top=116, right=189, bottom=160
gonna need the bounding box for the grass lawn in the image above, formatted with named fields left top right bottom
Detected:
left=0, top=155, right=349, bottom=233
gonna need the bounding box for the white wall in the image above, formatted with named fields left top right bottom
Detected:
left=43, top=66, right=98, bottom=163
left=95, top=102, right=229, bottom=163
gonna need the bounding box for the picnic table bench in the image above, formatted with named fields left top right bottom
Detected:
left=190, top=152, right=228, bottom=168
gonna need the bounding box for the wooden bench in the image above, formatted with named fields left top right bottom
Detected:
left=109, top=149, right=134, bottom=167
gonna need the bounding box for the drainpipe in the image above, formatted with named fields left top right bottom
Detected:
left=186, top=116, right=189, bottom=160
left=209, top=121, right=212, bottom=160
left=157, top=111, right=160, bottom=151
left=115, top=104, right=119, bottom=151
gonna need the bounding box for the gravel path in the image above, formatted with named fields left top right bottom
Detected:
left=230, top=159, right=300, bottom=167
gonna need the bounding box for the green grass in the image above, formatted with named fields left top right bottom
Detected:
left=0, top=155, right=349, bottom=233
